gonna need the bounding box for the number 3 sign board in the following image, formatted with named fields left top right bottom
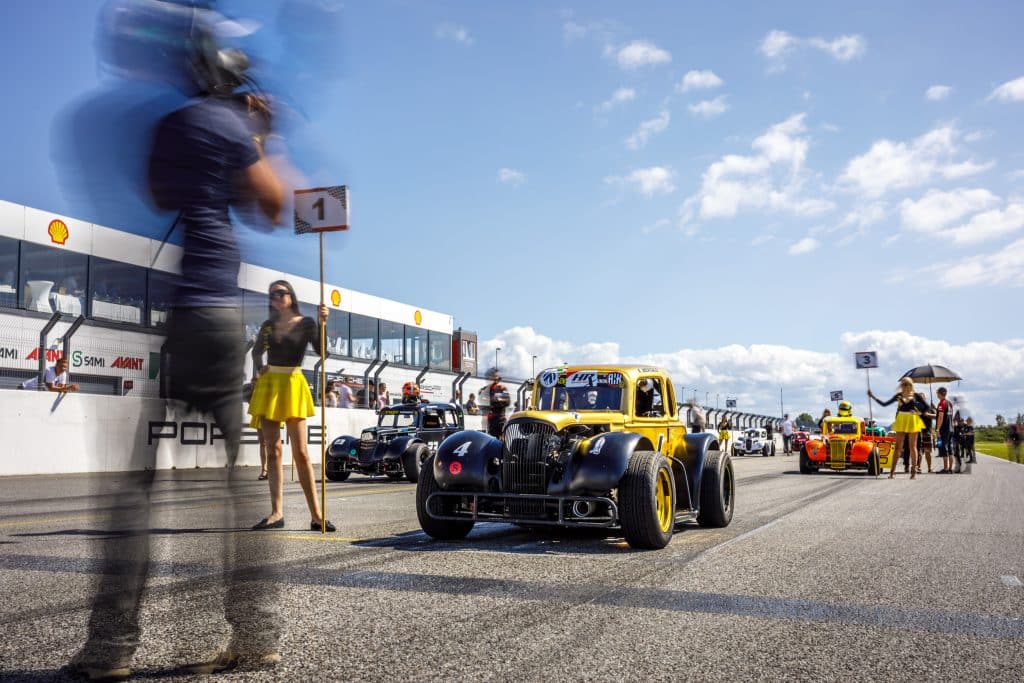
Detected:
left=294, top=186, right=350, bottom=234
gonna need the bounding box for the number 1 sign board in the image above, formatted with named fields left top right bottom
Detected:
left=295, top=186, right=349, bottom=234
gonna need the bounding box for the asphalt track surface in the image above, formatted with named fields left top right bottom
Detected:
left=1, top=445, right=1022, bottom=681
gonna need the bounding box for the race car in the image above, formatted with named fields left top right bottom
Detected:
left=800, top=411, right=894, bottom=475
left=791, top=430, right=811, bottom=454
left=732, top=428, right=776, bottom=457
left=326, top=402, right=465, bottom=482
left=416, top=365, right=734, bottom=550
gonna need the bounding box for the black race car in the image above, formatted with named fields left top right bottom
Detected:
left=326, top=402, right=466, bottom=482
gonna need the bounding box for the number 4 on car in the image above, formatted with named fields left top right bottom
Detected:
left=415, top=365, right=734, bottom=550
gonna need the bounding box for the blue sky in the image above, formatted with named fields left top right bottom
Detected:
left=2, top=1, right=1023, bottom=422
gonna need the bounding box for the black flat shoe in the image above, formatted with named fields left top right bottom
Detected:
left=252, top=517, right=285, bottom=530
left=311, top=519, right=336, bottom=532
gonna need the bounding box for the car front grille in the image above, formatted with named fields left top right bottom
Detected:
left=501, top=420, right=554, bottom=515
left=745, top=439, right=752, bottom=450
left=359, top=443, right=377, bottom=464
left=829, top=439, right=847, bottom=468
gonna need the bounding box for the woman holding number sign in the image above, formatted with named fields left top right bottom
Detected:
left=868, top=377, right=929, bottom=480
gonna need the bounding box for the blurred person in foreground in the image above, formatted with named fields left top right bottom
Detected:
left=67, top=14, right=289, bottom=683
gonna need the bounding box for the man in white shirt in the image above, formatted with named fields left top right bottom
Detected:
left=20, top=357, right=79, bottom=393
left=780, top=414, right=795, bottom=455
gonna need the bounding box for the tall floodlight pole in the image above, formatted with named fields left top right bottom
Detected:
left=495, top=347, right=501, bottom=374
left=531, top=355, right=537, bottom=378
left=295, top=185, right=349, bottom=534
left=780, top=386, right=785, bottom=418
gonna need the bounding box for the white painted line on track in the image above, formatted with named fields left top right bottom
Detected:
left=1000, top=575, right=1022, bottom=587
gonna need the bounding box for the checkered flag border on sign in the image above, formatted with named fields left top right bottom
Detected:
left=294, top=186, right=348, bottom=234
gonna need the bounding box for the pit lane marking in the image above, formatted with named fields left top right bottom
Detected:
left=1001, top=575, right=1022, bottom=588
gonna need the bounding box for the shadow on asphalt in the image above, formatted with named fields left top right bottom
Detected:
left=11, top=526, right=237, bottom=539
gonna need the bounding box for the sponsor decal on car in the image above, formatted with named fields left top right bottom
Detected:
left=449, top=461, right=462, bottom=475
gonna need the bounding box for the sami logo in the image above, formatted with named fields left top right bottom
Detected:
left=48, top=219, right=69, bottom=245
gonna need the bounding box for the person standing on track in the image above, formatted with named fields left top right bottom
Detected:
left=248, top=279, right=336, bottom=533
left=780, top=414, right=795, bottom=455
left=869, top=378, right=928, bottom=480
left=485, top=368, right=510, bottom=437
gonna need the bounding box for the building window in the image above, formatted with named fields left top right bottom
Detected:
left=242, top=289, right=267, bottom=342
left=462, top=340, right=476, bottom=361
left=405, top=326, right=428, bottom=367
left=0, top=236, right=18, bottom=309
left=380, top=320, right=403, bottom=364
left=326, top=309, right=349, bottom=356
left=89, top=257, right=146, bottom=325
left=148, top=271, right=179, bottom=328
left=19, top=242, right=87, bottom=316
left=428, top=331, right=451, bottom=370
left=350, top=313, right=378, bottom=360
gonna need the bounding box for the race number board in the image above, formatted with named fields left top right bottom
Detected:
left=854, top=351, right=878, bottom=369
left=726, top=399, right=737, bottom=408
left=830, top=390, right=844, bottom=401
left=295, top=186, right=349, bottom=234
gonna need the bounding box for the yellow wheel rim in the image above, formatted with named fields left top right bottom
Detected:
left=655, top=467, right=673, bottom=532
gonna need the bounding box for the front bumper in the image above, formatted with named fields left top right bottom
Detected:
left=424, top=491, right=620, bottom=528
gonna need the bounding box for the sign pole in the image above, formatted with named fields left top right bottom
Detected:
left=319, top=231, right=327, bottom=534
left=866, top=368, right=873, bottom=423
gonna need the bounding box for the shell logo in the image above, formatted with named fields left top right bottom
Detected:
left=330, top=289, right=341, bottom=306
left=48, top=220, right=69, bottom=245
left=414, top=310, right=422, bottom=326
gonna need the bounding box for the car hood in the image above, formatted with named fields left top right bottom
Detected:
left=511, top=410, right=627, bottom=431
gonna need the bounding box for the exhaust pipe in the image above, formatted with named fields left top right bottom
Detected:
left=571, top=500, right=592, bottom=518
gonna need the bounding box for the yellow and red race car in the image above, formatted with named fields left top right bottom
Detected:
left=800, top=415, right=894, bottom=475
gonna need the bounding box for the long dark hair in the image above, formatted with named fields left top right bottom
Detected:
left=268, top=279, right=301, bottom=321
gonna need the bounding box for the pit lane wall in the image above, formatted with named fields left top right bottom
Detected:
left=0, top=390, right=497, bottom=476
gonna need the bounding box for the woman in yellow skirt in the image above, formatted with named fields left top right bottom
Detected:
left=717, top=416, right=731, bottom=455
left=248, top=280, right=335, bottom=532
left=869, top=377, right=927, bottom=480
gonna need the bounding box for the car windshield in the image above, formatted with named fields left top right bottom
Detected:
left=378, top=408, right=416, bottom=428
left=828, top=422, right=858, bottom=435
left=536, top=385, right=623, bottom=412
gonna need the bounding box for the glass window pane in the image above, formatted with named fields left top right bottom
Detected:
left=405, top=326, right=427, bottom=367
left=148, top=271, right=179, bottom=328
left=242, top=290, right=267, bottom=343
left=89, top=257, right=146, bottom=324
left=326, top=309, right=349, bottom=356
left=350, top=314, right=377, bottom=360
left=428, top=331, right=451, bottom=370
left=19, top=242, right=87, bottom=315
left=380, top=320, right=403, bottom=364
left=0, top=236, right=19, bottom=309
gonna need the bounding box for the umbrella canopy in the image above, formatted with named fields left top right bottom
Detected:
left=900, top=364, right=961, bottom=384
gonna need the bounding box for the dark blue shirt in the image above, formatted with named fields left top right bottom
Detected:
left=149, top=98, right=259, bottom=307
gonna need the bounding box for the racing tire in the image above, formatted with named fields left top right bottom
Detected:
left=762, top=445, right=769, bottom=457
left=416, top=455, right=474, bottom=540
left=325, top=469, right=350, bottom=482
left=867, top=447, right=881, bottom=476
left=732, top=447, right=741, bottom=457
left=771, top=443, right=776, bottom=457
left=799, top=445, right=816, bottom=474
left=697, top=450, right=734, bottom=528
left=403, top=443, right=430, bottom=483
left=619, top=450, right=675, bottom=550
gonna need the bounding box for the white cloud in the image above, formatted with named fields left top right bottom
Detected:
left=605, top=166, right=676, bottom=196
left=929, top=237, right=1024, bottom=288
left=841, top=202, right=887, bottom=229
left=563, top=21, right=588, bottom=42
left=944, top=203, right=1024, bottom=244
left=788, top=237, right=820, bottom=254
left=434, top=22, right=473, bottom=46
left=596, top=87, right=636, bottom=113
left=677, top=69, right=723, bottom=92
left=925, top=85, right=952, bottom=101
left=615, top=40, right=672, bottom=69
left=988, top=76, right=1024, bottom=102
left=481, top=326, right=1024, bottom=424
left=760, top=30, right=866, bottom=68
left=679, top=113, right=834, bottom=226
left=899, top=188, right=1000, bottom=233
left=688, top=96, right=729, bottom=119
left=751, top=234, right=775, bottom=246
left=625, top=110, right=670, bottom=150
left=807, top=35, right=867, bottom=62
left=840, top=126, right=993, bottom=198
left=497, top=168, right=526, bottom=187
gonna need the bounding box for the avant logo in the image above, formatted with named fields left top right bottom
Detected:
left=111, top=356, right=143, bottom=370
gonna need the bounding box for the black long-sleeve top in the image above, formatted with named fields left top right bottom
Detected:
left=871, top=392, right=925, bottom=414
left=252, top=317, right=320, bottom=369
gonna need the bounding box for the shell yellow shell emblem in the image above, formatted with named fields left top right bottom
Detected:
left=414, top=310, right=422, bottom=326
left=48, top=220, right=69, bottom=245
left=330, top=289, right=341, bottom=306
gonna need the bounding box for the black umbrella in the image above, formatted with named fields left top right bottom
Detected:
left=900, top=364, right=961, bottom=403
left=900, top=364, right=961, bottom=383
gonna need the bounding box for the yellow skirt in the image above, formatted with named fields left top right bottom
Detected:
left=719, top=429, right=730, bottom=441
left=892, top=412, right=924, bottom=433
left=248, top=366, right=315, bottom=428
